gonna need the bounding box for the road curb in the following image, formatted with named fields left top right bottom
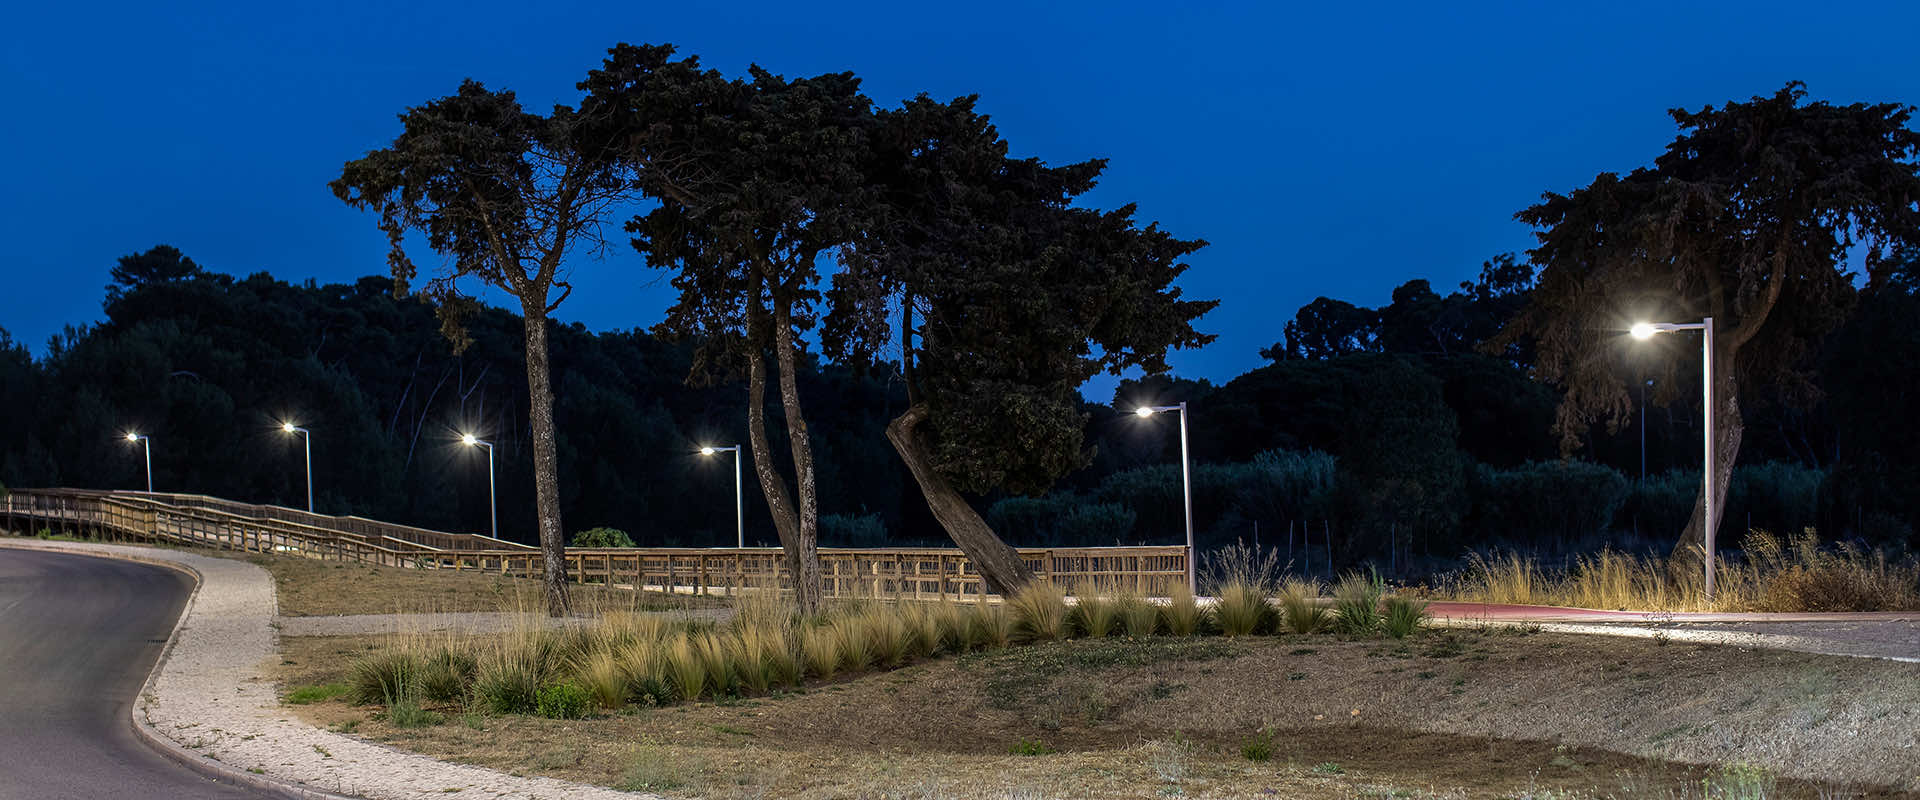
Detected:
left=0, top=539, right=363, bottom=799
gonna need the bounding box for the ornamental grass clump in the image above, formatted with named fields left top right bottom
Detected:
left=1382, top=595, right=1430, bottom=639
left=577, top=648, right=628, bottom=710
left=473, top=631, right=561, bottom=714
left=863, top=605, right=914, bottom=668
left=800, top=623, right=844, bottom=680
left=1009, top=583, right=1069, bottom=642
left=662, top=634, right=708, bottom=702
left=1115, top=592, right=1159, bottom=637
left=696, top=632, right=738, bottom=697
left=1332, top=572, right=1385, bottom=636
left=831, top=614, right=880, bottom=672
left=348, top=649, right=420, bottom=706
left=1215, top=582, right=1272, bottom=636
left=615, top=640, right=667, bottom=705
left=417, top=644, right=475, bottom=704
left=1073, top=594, right=1119, bottom=638
left=1279, top=578, right=1330, bottom=634
left=1162, top=582, right=1202, bottom=636
left=974, top=602, right=1014, bottom=649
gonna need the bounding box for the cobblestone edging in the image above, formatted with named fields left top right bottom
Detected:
left=0, top=540, right=654, bottom=800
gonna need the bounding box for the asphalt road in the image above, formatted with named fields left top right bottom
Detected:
left=0, top=549, right=272, bottom=799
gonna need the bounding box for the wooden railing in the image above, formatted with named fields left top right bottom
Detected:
left=0, top=488, right=1186, bottom=600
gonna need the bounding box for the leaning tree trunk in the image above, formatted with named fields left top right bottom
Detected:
left=744, top=343, right=820, bottom=613
left=519, top=306, right=572, bottom=618
left=770, top=294, right=824, bottom=613
left=1672, top=339, right=1742, bottom=567
left=886, top=404, right=1037, bottom=596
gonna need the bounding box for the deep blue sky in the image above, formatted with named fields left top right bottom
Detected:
left=5, top=1, right=1918, bottom=395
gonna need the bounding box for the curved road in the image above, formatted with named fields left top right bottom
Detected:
left=0, top=549, right=271, bottom=799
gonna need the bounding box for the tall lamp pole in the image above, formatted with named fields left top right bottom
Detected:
left=461, top=434, right=497, bottom=540
left=700, top=445, right=744, bottom=548
left=1134, top=403, right=1196, bottom=597
left=281, top=422, right=313, bottom=512
left=1630, top=319, right=1717, bottom=601
left=124, top=432, right=152, bottom=493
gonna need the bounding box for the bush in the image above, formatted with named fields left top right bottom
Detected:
left=1278, top=578, right=1329, bottom=634
left=987, top=495, right=1138, bottom=547
left=570, top=527, right=635, bottom=548
left=1201, top=541, right=1285, bottom=594
left=348, top=650, right=419, bottom=706
left=819, top=513, right=889, bottom=547
left=474, top=634, right=559, bottom=714
left=418, top=645, right=476, bottom=704
left=536, top=681, right=591, bottom=719
left=1240, top=728, right=1276, bottom=762
left=1008, top=583, right=1068, bottom=642
left=1468, top=460, right=1628, bottom=547
left=1382, top=595, right=1429, bottom=638
left=1215, top=582, right=1271, bottom=636
left=385, top=695, right=443, bottom=728
left=1331, top=572, right=1384, bottom=635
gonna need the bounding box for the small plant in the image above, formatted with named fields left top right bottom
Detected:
left=1008, top=583, right=1069, bottom=642
left=1705, top=762, right=1776, bottom=800
left=1215, top=582, right=1272, bottom=636
left=1009, top=738, right=1056, bottom=756
left=663, top=634, right=708, bottom=701
left=863, top=606, right=913, bottom=668
left=1115, top=592, right=1160, bottom=637
left=1279, top=578, right=1330, bottom=634
left=536, top=681, right=592, bottom=719
left=348, top=650, right=420, bottom=706
left=1239, top=727, right=1276, bottom=762
left=577, top=648, right=628, bottom=710
left=975, top=603, right=1014, bottom=649
left=473, top=635, right=555, bottom=714
left=384, top=694, right=444, bottom=728
left=417, top=645, right=476, bottom=704
left=1382, top=595, right=1430, bottom=639
left=831, top=614, right=879, bottom=672
left=615, top=640, right=667, bottom=705
left=1332, top=571, right=1385, bottom=636
left=1073, top=594, right=1119, bottom=638
left=569, top=527, right=635, bottom=548
left=1161, top=582, right=1203, bottom=637
left=696, top=632, right=739, bottom=697
left=800, top=623, right=843, bottom=680
left=1311, top=762, right=1345, bottom=775
left=285, top=683, right=349, bottom=705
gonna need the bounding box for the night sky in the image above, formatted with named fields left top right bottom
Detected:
left=5, top=0, right=1918, bottom=395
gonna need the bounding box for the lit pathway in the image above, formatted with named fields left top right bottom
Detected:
left=1427, top=601, right=1920, bottom=663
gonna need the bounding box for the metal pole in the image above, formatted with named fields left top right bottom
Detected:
left=1702, top=317, right=1716, bottom=603
left=303, top=431, right=314, bottom=513
left=485, top=443, right=497, bottom=541
left=1639, top=380, right=1647, bottom=481
left=733, top=446, right=744, bottom=548
left=142, top=438, right=152, bottom=494
left=1178, top=402, right=1195, bottom=597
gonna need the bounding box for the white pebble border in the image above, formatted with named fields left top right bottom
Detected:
left=0, top=539, right=655, bottom=800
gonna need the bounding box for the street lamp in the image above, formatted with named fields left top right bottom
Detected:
left=125, top=432, right=152, bottom=493
left=281, top=422, right=313, bottom=513
left=1630, top=318, right=1718, bottom=601
left=461, top=434, right=497, bottom=540
left=700, top=445, right=744, bottom=548
left=1134, top=403, right=1196, bottom=596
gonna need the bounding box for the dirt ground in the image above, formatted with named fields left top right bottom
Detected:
left=279, top=628, right=1920, bottom=799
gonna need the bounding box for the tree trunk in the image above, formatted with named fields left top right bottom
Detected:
left=1673, top=339, right=1742, bottom=564
left=886, top=404, right=1037, bottom=596
left=770, top=293, right=824, bottom=613
left=745, top=343, right=819, bottom=612
left=519, top=305, right=571, bottom=618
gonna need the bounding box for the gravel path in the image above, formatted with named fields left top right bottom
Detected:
left=1, top=539, right=655, bottom=800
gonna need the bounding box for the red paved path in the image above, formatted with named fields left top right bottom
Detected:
left=1425, top=601, right=1915, bottom=624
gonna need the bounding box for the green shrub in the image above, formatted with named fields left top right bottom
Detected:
left=1073, top=595, right=1119, bottom=638
left=348, top=650, right=420, bottom=706
left=569, top=527, right=635, bottom=548
left=474, top=636, right=558, bottom=714
left=1008, top=583, right=1069, bottom=642
left=285, top=683, right=349, bottom=705
left=986, top=495, right=1138, bottom=547
left=385, top=695, right=444, bottom=728
left=1010, top=738, right=1057, bottom=756
left=819, top=513, right=889, bottom=547
left=1331, top=572, right=1384, bottom=636
left=1467, top=460, right=1629, bottom=546
left=536, top=681, right=592, bottom=719
left=1215, top=582, right=1272, bottom=636
left=1240, top=728, right=1276, bottom=762
left=417, top=645, right=476, bottom=704
left=1279, top=578, right=1329, bottom=634
left=1382, top=595, right=1429, bottom=638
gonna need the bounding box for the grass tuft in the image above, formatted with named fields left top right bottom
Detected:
left=1073, top=594, right=1120, bottom=638
left=1115, top=592, right=1160, bottom=637
left=1279, top=578, right=1329, bottom=634
left=1331, top=571, right=1384, bottom=636
left=1382, top=595, right=1430, bottom=639
left=1215, top=582, right=1272, bottom=636
left=1008, top=583, right=1069, bottom=642
left=1161, top=582, right=1203, bottom=637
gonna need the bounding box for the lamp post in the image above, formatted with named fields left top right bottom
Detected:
left=1134, top=403, right=1196, bottom=596
left=461, top=434, right=497, bottom=540
left=282, top=422, right=312, bottom=513
left=1630, top=318, right=1717, bottom=601
left=700, top=445, right=744, bottom=548
left=124, top=432, right=152, bottom=493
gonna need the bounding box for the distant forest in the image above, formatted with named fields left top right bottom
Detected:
left=3, top=245, right=1916, bottom=571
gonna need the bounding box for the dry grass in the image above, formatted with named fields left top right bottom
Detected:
left=1443, top=531, right=1920, bottom=612
left=279, top=630, right=1920, bottom=799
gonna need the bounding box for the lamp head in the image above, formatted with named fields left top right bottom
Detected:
left=461, top=433, right=478, bottom=446
left=126, top=432, right=140, bottom=442
left=1134, top=406, right=1155, bottom=417
left=282, top=422, right=297, bottom=433
left=700, top=446, right=716, bottom=456
left=1629, top=322, right=1657, bottom=340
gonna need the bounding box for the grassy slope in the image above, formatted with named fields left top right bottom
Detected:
left=279, top=630, right=1920, bottom=799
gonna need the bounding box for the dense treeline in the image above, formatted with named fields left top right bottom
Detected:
left=3, top=242, right=1913, bottom=571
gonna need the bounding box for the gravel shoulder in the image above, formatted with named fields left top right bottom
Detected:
left=0, top=538, right=655, bottom=800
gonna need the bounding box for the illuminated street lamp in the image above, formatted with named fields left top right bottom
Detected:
left=1630, top=318, right=1718, bottom=601
left=700, top=445, right=744, bottom=548
left=125, top=432, right=152, bottom=493
left=281, top=422, right=313, bottom=513
left=1134, top=403, right=1196, bottom=596
left=461, top=434, right=497, bottom=540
